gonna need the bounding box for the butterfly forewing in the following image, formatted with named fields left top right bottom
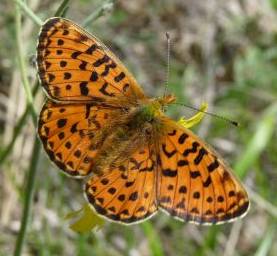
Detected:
left=37, top=17, right=146, bottom=103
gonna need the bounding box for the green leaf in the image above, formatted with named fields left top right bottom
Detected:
left=234, top=103, right=277, bottom=178
left=65, top=204, right=105, bottom=233
left=141, top=222, right=164, bottom=256
left=270, top=0, right=277, bottom=10
left=254, top=224, right=276, bottom=256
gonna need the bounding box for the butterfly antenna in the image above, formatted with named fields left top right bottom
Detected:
left=163, top=32, right=171, bottom=98
left=173, top=102, right=239, bottom=127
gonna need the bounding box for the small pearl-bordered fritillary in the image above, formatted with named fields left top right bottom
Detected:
left=36, top=17, right=249, bottom=225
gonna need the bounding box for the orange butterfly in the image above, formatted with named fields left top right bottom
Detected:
left=37, top=17, right=249, bottom=225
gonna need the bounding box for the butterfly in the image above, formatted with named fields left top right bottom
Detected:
left=36, top=17, right=249, bottom=225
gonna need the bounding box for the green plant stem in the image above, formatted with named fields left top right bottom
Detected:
left=234, top=103, right=277, bottom=178
left=13, top=3, right=40, bottom=255
left=14, top=2, right=37, bottom=125
left=12, top=0, right=79, bottom=254
left=82, top=0, right=115, bottom=28
left=0, top=81, right=39, bottom=165
left=13, top=137, right=41, bottom=256
left=1, top=0, right=72, bottom=166
left=54, top=0, right=71, bottom=17
left=14, top=0, right=43, bottom=26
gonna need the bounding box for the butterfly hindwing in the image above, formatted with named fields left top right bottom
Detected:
left=157, top=119, right=249, bottom=224
left=85, top=144, right=158, bottom=224
left=37, top=17, right=146, bottom=103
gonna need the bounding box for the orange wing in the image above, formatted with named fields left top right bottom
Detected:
left=85, top=144, right=158, bottom=224
left=37, top=17, right=147, bottom=177
left=37, top=17, right=146, bottom=103
left=157, top=119, right=249, bottom=225
left=38, top=100, right=120, bottom=177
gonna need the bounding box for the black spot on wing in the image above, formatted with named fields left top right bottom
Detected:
left=79, top=61, right=87, bottom=70
left=190, top=170, right=201, bottom=179
left=194, top=148, right=208, bottom=165
left=114, top=72, right=125, bottom=82
left=101, top=61, right=117, bottom=76
left=80, top=82, right=89, bottom=96
left=183, top=142, right=200, bottom=157
left=162, top=168, right=177, bottom=177
left=64, top=72, right=71, bottom=80
left=70, top=122, right=78, bottom=133
left=208, top=158, right=219, bottom=172
left=193, top=191, right=200, bottom=199
left=99, top=82, right=115, bottom=97
left=162, top=144, right=177, bottom=158
left=177, top=160, right=189, bottom=166
left=118, top=194, right=125, bottom=201
left=71, top=51, right=82, bottom=59
left=93, top=55, right=110, bottom=67
left=85, top=44, right=98, bottom=54
left=129, top=192, right=138, bottom=201
left=57, top=119, right=67, bottom=128
left=203, top=176, right=212, bottom=187
left=178, top=133, right=188, bottom=144
left=179, top=186, right=187, bottom=193
left=90, top=71, right=98, bottom=81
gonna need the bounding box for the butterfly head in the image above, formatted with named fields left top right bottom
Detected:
left=139, top=94, right=176, bottom=121
left=156, top=94, right=176, bottom=110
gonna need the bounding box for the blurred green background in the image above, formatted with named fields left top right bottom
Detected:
left=0, top=0, right=277, bottom=255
